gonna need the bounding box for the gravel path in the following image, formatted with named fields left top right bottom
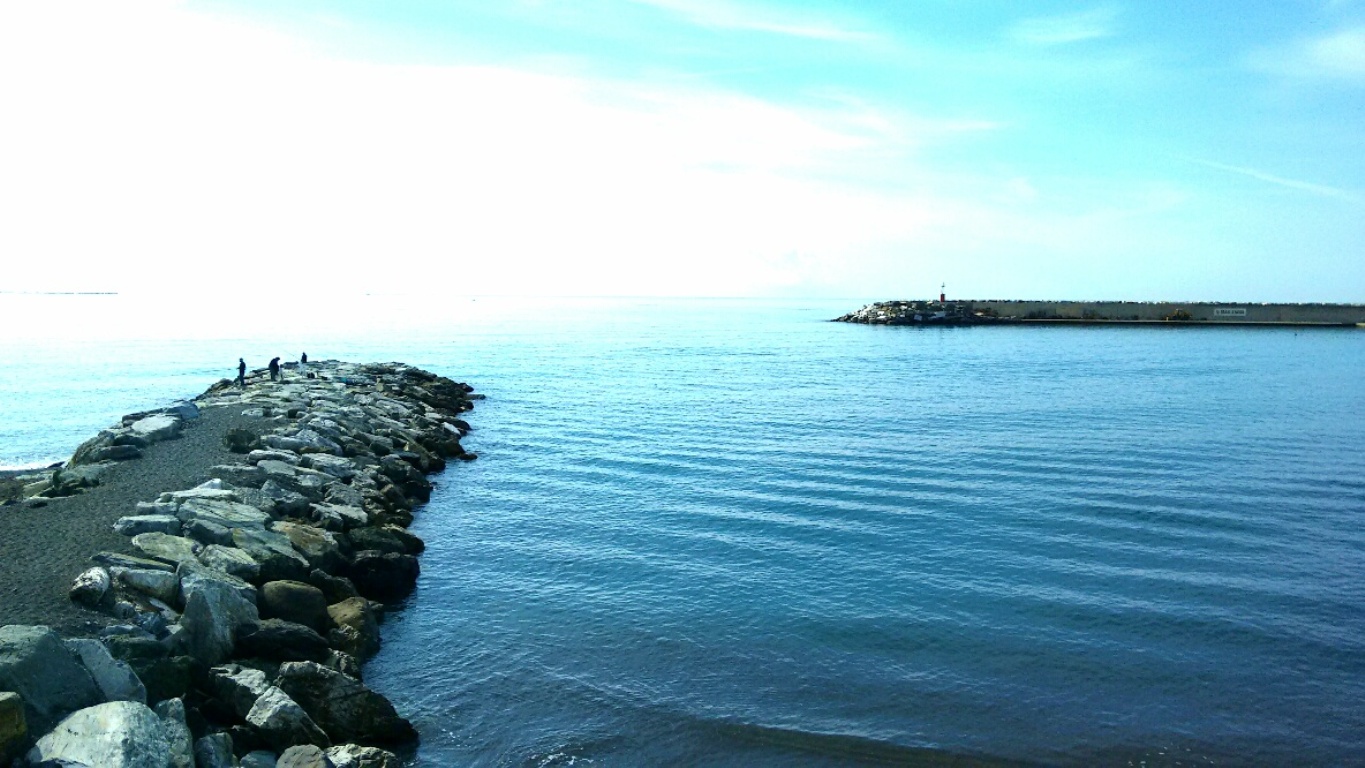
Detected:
left=0, top=403, right=272, bottom=634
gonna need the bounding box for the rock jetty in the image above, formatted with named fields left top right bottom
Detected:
left=1, top=360, right=480, bottom=767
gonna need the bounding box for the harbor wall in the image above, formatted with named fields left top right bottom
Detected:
left=964, top=301, right=1365, bottom=325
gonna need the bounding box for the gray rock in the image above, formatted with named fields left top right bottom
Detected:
left=308, top=503, right=368, bottom=532
left=326, top=744, right=399, bottom=768
left=132, top=532, right=202, bottom=565
left=206, top=664, right=272, bottom=719
left=260, top=481, right=312, bottom=517
left=178, top=497, right=272, bottom=530
left=260, top=581, right=332, bottom=634
left=163, top=401, right=200, bottom=421
left=211, top=463, right=267, bottom=488
left=250, top=449, right=302, bottom=466
left=325, top=598, right=379, bottom=660
left=180, top=574, right=260, bottom=666
left=89, top=443, right=143, bottom=462
left=0, top=691, right=25, bottom=766
left=200, top=544, right=263, bottom=582
left=178, top=559, right=258, bottom=606
left=115, top=514, right=183, bottom=536
left=308, top=571, right=360, bottom=605
left=130, top=414, right=182, bottom=442
left=275, top=661, right=416, bottom=746
left=232, top=527, right=311, bottom=583
left=64, top=639, right=147, bottom=703
left=346, top=551, right=419, bottom=603
left=69, top=567, right=111, bottom=607
left=245, top=686, right=330, bottom=753
left=136, top=499, right=181, bottom=516
left=194, top=732, right=236, bottom=768
left=298, top=454, right=356, bottom=480
left=26, top=701, right=177, bottom=768
left=271, top=523, right=346, bottom=574
left=159, top=487, right=239, bottom=505
left=279, top=744, right=334, bottom=768
left=185, top=518, right=235, bottom=546
left=114, top=567, right=180, bottom=603
left=153, top=698, right=194, bottom=768
left=0, top=625, right=102, bottom=735
left=241, top=750, right=280, bottom=768
left=92, top=551, right=177, bottom=572
left=237, top=619, right=331, bottom=663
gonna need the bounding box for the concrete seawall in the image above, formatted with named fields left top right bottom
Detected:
left=966, top=300, right=1365, bottom=325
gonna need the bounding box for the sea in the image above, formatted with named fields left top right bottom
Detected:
left=2, top=293, right=1363, bottom=766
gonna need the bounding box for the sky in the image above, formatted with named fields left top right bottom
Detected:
left=1, top=0, right=1363, bottom=301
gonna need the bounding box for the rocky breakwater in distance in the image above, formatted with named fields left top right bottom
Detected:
left=0, top=360, right=481, bottom=768
left=833, top=300, right=1001, bottom=326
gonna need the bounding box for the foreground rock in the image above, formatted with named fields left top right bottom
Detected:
left=4, top=361, right=480, bottom=762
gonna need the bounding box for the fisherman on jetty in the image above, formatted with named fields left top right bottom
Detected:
left=268, top=357, right=281, bottom=381
left=237, top=358, right=246, bottom=387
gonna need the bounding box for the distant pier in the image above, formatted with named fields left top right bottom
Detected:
left=835, top=300, right=1365, bottom=327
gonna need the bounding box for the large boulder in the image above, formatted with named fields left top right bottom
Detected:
left=237, top=619, right=332, bottom=663
left=194, top=732, right=237, bottom=768
left=65, top=638, right=147, bottom=703
left=26, top=701, right=179, bottom=768
left=327, top=743, right=399, bottom=768
left=206, top=664, right=272, bottom=719
left=0, top=625, right=102, bottom=735
left=200, top=544, right=263, bottom=582
left=114, top=567, right=180, bottom=603
left=279, top=743, right=334, bottom=768
left=130, top=414, right=182, bottom=442
left=178, top=497, right=273, bottom=530
left=0, top=692, right=25, bottom=765
left=271, top=522, right=347, bottom=574
left=325, top=598, right=380, bottom=660
left=245, top=685, right=330, bottom=753
left=261, top=580, right=332, bottom=634
left=153, top=698, right=195, bottom=768
left=114, top=514, right=183, bottom=536
left=179, top=573, right=260, bottom=666
left=275, top=661, right=416, bottom=746
left=233, top=527, right=312, bottom=583
left=346, top=551, right=419, bottom=603
left=132, top=532, right=202, bottom=565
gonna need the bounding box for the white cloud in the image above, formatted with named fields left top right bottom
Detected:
left=1010, top=6, right=1118, bottom=46
left=625, top=0, right=873, bottom=42
left=1249, top=25, right=1365, bottom=81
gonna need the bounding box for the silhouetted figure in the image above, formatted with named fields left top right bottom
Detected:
left=237, top=358, right=246, bottom=387
left=268, top=357, right=281, bottom=381
left=300, top=352, right=308, bottom=364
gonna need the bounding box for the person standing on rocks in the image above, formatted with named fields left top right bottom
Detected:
left=268, top=357, right=281, bottom=381
left=237, top=358, right=247, bottom=387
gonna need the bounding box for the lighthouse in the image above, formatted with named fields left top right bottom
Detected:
left=940, top=283, right=946, bottom=304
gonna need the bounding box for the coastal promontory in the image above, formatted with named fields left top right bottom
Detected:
left=0, top=360, right=479, bottom=766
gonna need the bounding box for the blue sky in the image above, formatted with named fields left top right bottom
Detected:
left=1, top=1, right=1362, bottom=300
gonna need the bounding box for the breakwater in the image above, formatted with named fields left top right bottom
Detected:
left=0, top=360, right=478, bottom=767
left=837, top=300, right=1365, bottom=326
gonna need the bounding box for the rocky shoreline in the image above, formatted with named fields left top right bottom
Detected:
left=0, top=360, right=480, bottom=768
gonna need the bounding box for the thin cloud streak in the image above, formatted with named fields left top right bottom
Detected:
left=1184, top=157, right=1364, bottom=203
left=1009, top=6, right=1118, bottom=46
left=625, top=0, right=874, bottom=42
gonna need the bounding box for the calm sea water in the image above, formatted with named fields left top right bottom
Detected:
left=3, top=295, right=1364, bottom=766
